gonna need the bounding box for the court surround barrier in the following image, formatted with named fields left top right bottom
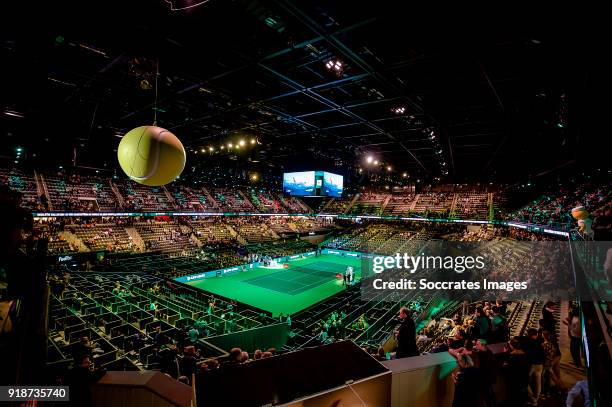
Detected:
left=174, top=251, right=317, bottom=284
left=201, top=322, right=289, bottom=353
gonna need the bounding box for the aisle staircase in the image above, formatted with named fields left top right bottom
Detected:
left=39, top=174, right=54, bottom=211
left=202, top=187, right=219, bottom=209
left=226, top=224, right=247, bottom=245
left=449, top=194, right=459, bottom=219
left=190, top=234, right=203, bottom=248
left=238, top=190, right=256, bottom=211
left=320, top=198, right=335, bottom=212
left=380, top=195, right=392, bottom=214
left=296, top=197, right=311, bottom=213
left=345, top=194, right=360, bottom=214
left=410, top=194, right=419, bottom=211
left=109, top=180, right=125, bottom=209
left=59, top=230, right=88, bottom=252
left=266, top=225, right=280, bottom=239
left=124, top=227, right=145, bottom=251
left=162, top=186, right=177, bottom=209
left=33, top=171, right=45, bottom=208
left=487, top=193, right=494, bottom=222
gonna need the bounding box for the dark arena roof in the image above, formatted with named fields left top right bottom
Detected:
left=3, top=1, right=604, bottom=185
left=2, top=2, right=611, bottom=407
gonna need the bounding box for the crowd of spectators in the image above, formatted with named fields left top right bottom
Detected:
left=404, top=299, right=581, bottom=407
left=451, top=302, right=581, bottom=407
left=508, top=183, right=611, bottom=230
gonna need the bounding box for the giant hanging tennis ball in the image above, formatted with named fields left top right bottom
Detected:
left=117, top=126, right=186, bottom=186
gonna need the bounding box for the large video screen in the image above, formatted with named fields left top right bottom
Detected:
left=283, top=171, right=315, bottom=196
left=323, top=172, right=343, bottom=197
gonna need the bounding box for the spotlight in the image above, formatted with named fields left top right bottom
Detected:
left=402, top=172, right=408, bottom=177
left=386, top=166, right=392, bottom=171
left=251, top=174, right=258, bottom=181
left=373, top=160, right=379, bottom=165
left=209, top=146, right=214, bottom=151
left=366, top=156, right=373, bottom=164
left=201, top=148, right=206, bottom=153
left=228, top=143, right=233, bottom=148
left=250, top=138, right=256, bottom=144
left=236, top=144, right=241, bottom=149
left=4, top=110, right=24, bottom=118
left=325, top=59, right=343, bottom=74
left=220, top=145, right=225, bottom=150
left=239, top=139, right=246, bottom=146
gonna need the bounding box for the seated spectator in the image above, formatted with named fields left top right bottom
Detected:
left=240, top=351, right=249, bottom=363
left=373, top=347, right=387, bottom=361
left=227, top=348, right=242, bottom=365
left=431, top=338, right=450, bottom=354
left=65, top=354, right=106, bottom=407
left=451, top=329, right=466, bottom=350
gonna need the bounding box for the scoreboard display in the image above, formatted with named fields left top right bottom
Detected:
left=283, top=171, right=343, bottom=197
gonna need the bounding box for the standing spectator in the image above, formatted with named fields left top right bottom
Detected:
left=563, top=308, right=582, bottom=367
left=475, top=339, right=496, bottom=407
left=188, top=325, right=199, bottom=344
left=474, top=307, right=491, bottom=340
left=452, top=353, right=484, bottom=407
left=395, top=307, right=418, bottom=358
left=524, top=328, right=545, bottom=406
left=542, top=330, right=565, bottom=391
left=541, top=301, right=557, bottom=340
left=502, top=338, right=529, bottom=406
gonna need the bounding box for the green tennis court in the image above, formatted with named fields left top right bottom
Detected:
left=186, top=254, right=361, bottom=316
